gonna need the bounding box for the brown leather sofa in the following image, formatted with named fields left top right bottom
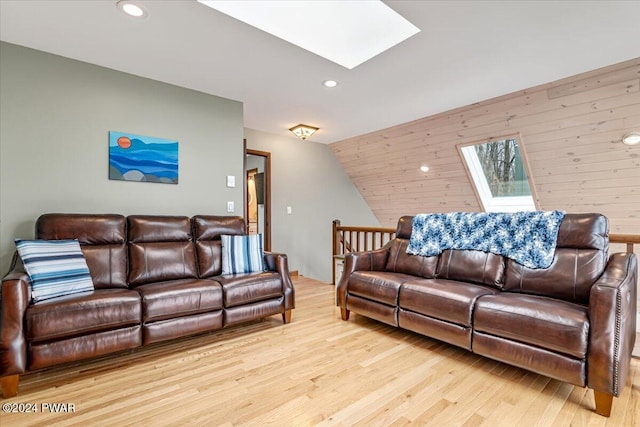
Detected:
left=337, top=213, right=637, bottom=417
left=0, top=213, right=295, bottom=397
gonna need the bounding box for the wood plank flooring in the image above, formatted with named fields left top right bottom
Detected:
left=1, top=277, right=638, bottom=426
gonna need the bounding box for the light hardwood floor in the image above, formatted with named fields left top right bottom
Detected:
left=1, top=277, right=638, bottom=426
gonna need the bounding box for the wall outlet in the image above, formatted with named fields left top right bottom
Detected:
left=227, top=201, right=234, bottom=212
left=226, top=175, right=235, bottom=187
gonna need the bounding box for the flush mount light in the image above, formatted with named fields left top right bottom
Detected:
left=322, top=80, right=338, bottom=88
left=197, top=1, right=420, bottom=69
left=621, top=132, right=640, bottom=146
left=289, top=124, right=319, bottom=140
left=419, top=164, right=430, bottom=173
left=117, top=0, right=147, bottom=18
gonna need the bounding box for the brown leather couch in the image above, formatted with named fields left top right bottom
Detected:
left=337, top=213, right=637, bottom=417
left=0, top=213, right=295, bottom=397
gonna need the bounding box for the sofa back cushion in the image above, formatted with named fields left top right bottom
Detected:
left=385, top=238, right=438, bottom=278
left=437, top=250, right=505, bottom=289
left=192, top=215, right=245, bottom=278
left=127, top=215, right=197, bottom=286
left=503, top=213, right=608, bottom=304
left=36, top=213, right=128, bottom=289
left=396, top=215, right=504, bottom=287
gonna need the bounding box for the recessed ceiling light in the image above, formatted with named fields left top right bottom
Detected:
left=621, top=132, right=640, bottom=146
left=198, top=1, right=420, bottom=69
left=117, top=1, right=147, bottom=18
left=322, top=80, right=338, bottom=88
left=420, top=164, right=430, bottom=173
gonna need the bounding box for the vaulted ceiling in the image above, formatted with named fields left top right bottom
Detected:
left=1, top=1, right=639, bottom=143
left=1, top=1, right=639, bottom=233
left=331, top=59, right=640, bottom=233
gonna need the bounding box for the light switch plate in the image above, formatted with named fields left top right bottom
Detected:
left=226, top=175, right=236, bottom=187
left=287, top=206, right=292, bottom=215
left=227, top=201, right=235, bottom=212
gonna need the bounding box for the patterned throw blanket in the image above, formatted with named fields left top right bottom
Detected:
left=406, top=211, right=565, bottom=269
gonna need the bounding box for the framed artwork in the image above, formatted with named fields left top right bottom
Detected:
left=108, top=131, right=179, bottom=184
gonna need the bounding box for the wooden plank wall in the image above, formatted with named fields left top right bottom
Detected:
left=330, top=58, right=640, bottom=234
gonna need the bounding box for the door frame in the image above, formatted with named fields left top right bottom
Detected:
left=244, top=144, right=272, bottom=251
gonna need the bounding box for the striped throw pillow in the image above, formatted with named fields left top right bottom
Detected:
left=221, top=234, right=266, bottom=275
left=15, top=239, right=94, bottom=303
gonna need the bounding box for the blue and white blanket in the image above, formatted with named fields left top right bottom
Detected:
left=406, top=211, right=565, bottom=269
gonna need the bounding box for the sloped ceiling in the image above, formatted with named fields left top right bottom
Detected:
left=1, top=1, right=640, bottom=144
left=331, top=59, right=640, bottom=234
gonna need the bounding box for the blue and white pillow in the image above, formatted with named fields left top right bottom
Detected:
left=15, top=239, right=94, bottom=303
left=221, top=234, right=266, bottom=275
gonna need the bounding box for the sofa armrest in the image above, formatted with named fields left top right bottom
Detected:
left=1, top=253, right=31, bottom=379
left=264, top=252, right=295, bottom=310
left=336, top=247, right=390, bottom=307
left=587, top=252, right=637, bottom=396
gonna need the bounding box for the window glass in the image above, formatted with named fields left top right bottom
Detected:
left=459, top=136, right=537, bottom=212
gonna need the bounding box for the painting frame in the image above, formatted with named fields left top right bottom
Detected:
left=108, top=131, right=179, bottom=184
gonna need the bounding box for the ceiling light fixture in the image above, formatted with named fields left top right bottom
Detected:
left=117, top=1, right=147, bottom=18
left=289, top=124, right=319, bottom=140
left=322, top=80, right=338, bottom=88
left=621, top=132, right=640, bottom=146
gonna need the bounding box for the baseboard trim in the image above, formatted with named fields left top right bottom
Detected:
left=289, top=270, right=299, bottom=277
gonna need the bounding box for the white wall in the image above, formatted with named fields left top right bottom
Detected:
left=0, top=42, right=244, bottom=273
left=245, top=128, right=380, bottom=282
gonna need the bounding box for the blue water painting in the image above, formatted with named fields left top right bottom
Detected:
left=109, top=131, right=178, bottom=184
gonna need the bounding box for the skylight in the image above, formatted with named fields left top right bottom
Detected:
left=459, top=136, right=538, bottom=212
left=197, top=1, right=420, bottom=69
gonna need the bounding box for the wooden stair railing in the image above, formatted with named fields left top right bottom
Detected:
left=332, top=220, right=396, bottom=284
left=610, top=234, right=640, bottom=253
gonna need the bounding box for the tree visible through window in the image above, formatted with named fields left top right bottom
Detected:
left=474, top=138, right=532, bottom=198
left=459, top=136, right=537, bottom=212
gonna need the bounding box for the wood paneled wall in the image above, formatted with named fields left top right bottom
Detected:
left=331, top=58, right=640, bottom=234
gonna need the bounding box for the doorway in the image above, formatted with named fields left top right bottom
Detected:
left=244, top=147, right=271, bottom=251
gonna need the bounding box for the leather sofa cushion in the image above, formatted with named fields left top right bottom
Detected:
left=438, top=250, right=505, bottom=289
left=503, top=214, right=608, bottom=304
left=474, top=293, right=589, bottom=358
left=195, top=241, right=223, bottom=278
left=26, top=289, right=141, bottom=342
left=399, top=279, right=497, bottom=327
left=395, top=216, right=413, bottom=239
left=348, top=271, right=416, bottom=306
left=385, top=239, right=438, bottom=278
left=36, top=214, right=128, bottom=289
left=193, top=216, right=245, bottom=278
left=555, top=213, right=608, bottom=249
left=127, top=215, right=199, bottom=286
left=504, top=249, right=606, bottom=304
left=136, top=279, right=223, bottom=322
left=193, top=215, right=245, bottom=240
left=128, top=215, right=192, bottom=243
left=81, top=244, right=128, bottom=289
left=129, top=241, right=198, bottom=286
left=37, top=213, right=126, bottom=245
left=29, top=326, right=141, bottom=371
left=214, top=272, right=282, bottom=308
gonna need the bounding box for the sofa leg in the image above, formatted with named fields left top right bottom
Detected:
left=340, top=308, right=350, bottom=321
left=1, top=374, right=19, bottom=398
left=282, top=310, right=292, bottom=324
left=593, top=390, right=613, bottom=417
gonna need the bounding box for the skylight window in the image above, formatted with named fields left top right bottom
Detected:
left=458, top=136, right=538, bottom=212
left=197, top=1, right=420, bottom=69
